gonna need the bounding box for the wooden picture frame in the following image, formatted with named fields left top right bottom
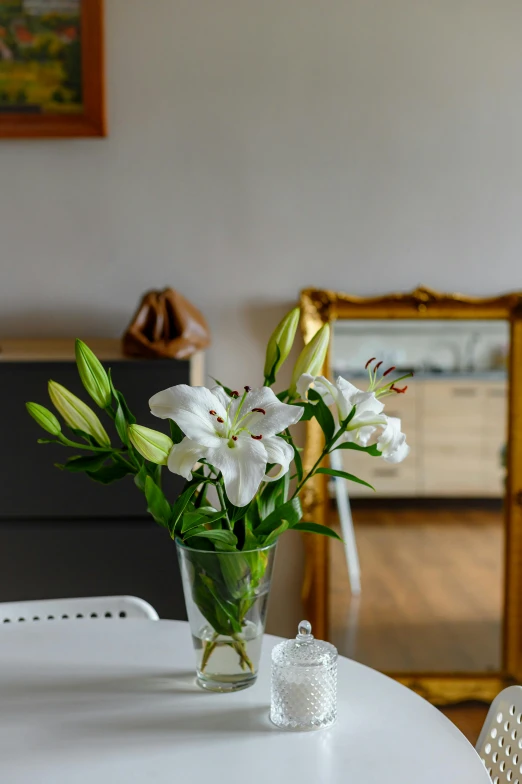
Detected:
left=0, top=0, right=105, bottom=138
left=300, top=285, right=522, bottom=705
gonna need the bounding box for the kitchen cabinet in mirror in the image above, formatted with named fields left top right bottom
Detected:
left=300, top=287, right=522, bottom=705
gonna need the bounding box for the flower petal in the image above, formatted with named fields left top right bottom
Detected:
left=210, top=385, right=232, bottom=411
left=167, top=437, right=208, bottom=479
left=234, top=386, right=303, bottom=437
left=149, top=385, right=226, bottom=447
left=296, top=373, right=315, bottom=400
left=350, top=425, right=378, bottom=446
left=313, top=376, right=340, bottom=408
left=263, top=435, right=294, bottom=482
left=377, top=416, right=410, bottom=463
left=207, top=437, right=268, bottom=508
left=382, top=440, right=410, bottom=464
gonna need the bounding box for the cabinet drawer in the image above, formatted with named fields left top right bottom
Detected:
left=424, top=449, right=485, bottom=474
left=423, top=476, right=496, bottom=496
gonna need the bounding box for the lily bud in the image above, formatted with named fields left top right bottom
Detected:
left=289, top=323, right=331, bottom=398
left=26, top=402, right=62, bottom=436
left=129, top=424, right=173, bottom=465
left=75, top=339, right=112, bottom=409
left=264, top=307, right=300, bottom=381
left=48, top=381, right=111, bottom=447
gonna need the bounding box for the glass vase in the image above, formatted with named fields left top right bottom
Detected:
left=176, top=538, right=277, bottom=692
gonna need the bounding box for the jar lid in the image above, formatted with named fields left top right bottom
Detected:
left=271, top=620, right=338, bottom=668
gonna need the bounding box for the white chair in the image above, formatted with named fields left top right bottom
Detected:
left=330, top=448, right=361, bottom=595
left=476, top=685, right=522, bottom=783
left=0, top=595, right=159, bottom=623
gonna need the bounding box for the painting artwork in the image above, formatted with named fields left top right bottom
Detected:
left=0, top=0, right=104, bottom=137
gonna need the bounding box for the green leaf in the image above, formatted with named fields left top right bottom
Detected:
left=308, top=389, right=335, bottom=443
left=181, top=511, right=206, bottom=532
left=245, top=497, right=261, bottom=530
left=134, top=463, right=148, bottom=491
left=316, top=467, right=375, bottom=490
left=284, top=429, right=303, bottom=483
left=108, top=370, right=131, bottom=445
left=276, top=389, right=289, bottom=401
left=292, top=522, right=343, bottom=540
left=332, top=442, right=381, bottom=456
left=115, top=390, right=136, bottom=425
left=243, top=521, right=259, bottom=551
left=197, top=506, right=219, bottom=516
left=296, top=402, right=316, bottom=421
left=258, top=474, right=288, bottom=518
left=181, top=509, right=226, bottom=534
left=86, top=463, right=132, bottom=485
left=70, top=428, right=98, bottom=445
left=262, top=520, right=289, bottom=547
left=255, top=497, right=302, bottom=537
left=223, top=503, right=248, bottom=525
left=170, top=482, right=212, bottom=536
left=144, top=475, right=171, bottom=528
left=169, top=420, right=184, bottom=445
left=186, top=529, right=238, bottom=547
left=62, top=453, right=111, bottom=473
left=114, top=402, right=129, bottom=446
left=198, top=573, right=242, bottom=634
left=210, top=377, right=233, bottom=396
left=341, top=405, right=356, bottom=428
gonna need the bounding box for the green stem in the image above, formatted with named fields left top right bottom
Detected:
left=113, top=454, right=137, bottom=472
left=200, top=633, right=219, bottom=672
left=291, top=411, right=356, bottom=499
left=216, top=478, right=232, bottom=531
left=292, top=447, right=328, bottom=499
left=232, top=637, right=255, bottom=673
left=58, top=437, right=122, bottom=454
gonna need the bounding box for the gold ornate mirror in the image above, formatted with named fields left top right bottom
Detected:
left=301, top=286, right=522, bottom=705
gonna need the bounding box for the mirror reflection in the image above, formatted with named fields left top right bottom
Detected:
left=329, top=319, right=508, bottom=673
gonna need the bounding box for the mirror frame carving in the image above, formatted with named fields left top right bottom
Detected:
left=301, top=285, right=522, bottom=704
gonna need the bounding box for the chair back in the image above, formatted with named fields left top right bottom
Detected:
left=0, top=595, right=159, bottom=622
left=477, top=685, right=522, bottom=783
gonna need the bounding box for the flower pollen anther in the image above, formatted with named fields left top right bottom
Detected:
left=217, top=416, right=224, bottom=423
left=375, top=360, right=383, bottom=371
left=251, top=434, right=263, bottom=440
left=251, top=408, right=266, bottom=414
left=383, top=366, right=396, bottom=377
left=232, top=435, right=238, bottom=441
left=209, top=410, right=216, bottom=416
left=365, top=357, right=377, bottom=369
left=231, top=391, right=239, bottom=398
left=391, top=384, right=408, bottom=394
left=244, top=386, right=251, bottom=392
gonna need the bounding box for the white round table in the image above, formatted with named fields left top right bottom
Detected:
left=0, top=620, right=488, bottom=783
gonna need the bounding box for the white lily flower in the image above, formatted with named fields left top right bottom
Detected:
left=149, top=384, right=303, bottom=507
left=298, top=374, right=387, bottom=446
left=376, top=416, right=410, bottom=463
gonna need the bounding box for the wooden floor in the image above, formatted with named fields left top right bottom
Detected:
left=328, top=504, right=501, bottom=743
left=329, top=505, right=503, bottom=672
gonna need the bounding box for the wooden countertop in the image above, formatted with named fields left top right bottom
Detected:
left=0, top=339, right=206, bottom=386
left=0, top=339, right=128, bottom=362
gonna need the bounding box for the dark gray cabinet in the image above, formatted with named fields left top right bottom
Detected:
left=0, top=356, right=190, bottom=620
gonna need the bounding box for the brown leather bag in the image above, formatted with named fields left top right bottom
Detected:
left=122, top=288, right=210, bottom=359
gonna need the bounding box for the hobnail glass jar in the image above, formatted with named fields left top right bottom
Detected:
left=270, top=620, right=337, bottom=730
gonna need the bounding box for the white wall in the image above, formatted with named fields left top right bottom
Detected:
left=1, top=0, right=522, bottom=386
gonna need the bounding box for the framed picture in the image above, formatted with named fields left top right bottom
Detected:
left=0, top=0, right=105, bottom=138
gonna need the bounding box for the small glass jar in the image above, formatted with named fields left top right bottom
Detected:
left=270, top=620, right=337, bottom=730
